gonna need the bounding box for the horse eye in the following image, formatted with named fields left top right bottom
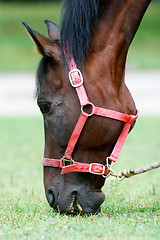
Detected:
left=38, top=102, right=52, bottom=115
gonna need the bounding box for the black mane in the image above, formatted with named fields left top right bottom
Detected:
left=60, top=0, right=101, bottom=67
left=36, top=0, right=101, bottom=96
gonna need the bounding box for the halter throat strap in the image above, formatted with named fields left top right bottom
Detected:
left=42, top=48, right=139, bottom=177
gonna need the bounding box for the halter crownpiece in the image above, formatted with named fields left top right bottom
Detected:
left=42, top=45, right=139, bottom=177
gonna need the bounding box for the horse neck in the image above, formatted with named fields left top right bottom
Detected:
left=84, top=0, right=151, bottom=95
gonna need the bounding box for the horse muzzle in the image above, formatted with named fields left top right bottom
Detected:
left=45, top=184, right=105, bottom=214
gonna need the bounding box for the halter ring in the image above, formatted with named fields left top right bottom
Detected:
left=81, top=102, right=95, bottom=117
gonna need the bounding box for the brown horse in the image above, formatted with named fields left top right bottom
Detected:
left=23, top=0, right=151, bottom=214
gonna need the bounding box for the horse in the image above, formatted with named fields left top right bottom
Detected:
left=23, top=0, right=152, bottom=214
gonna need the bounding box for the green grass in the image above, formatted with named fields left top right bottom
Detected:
left=0, top=2, right=160, bottom=71
left=0, top=116, right=160, bottom=239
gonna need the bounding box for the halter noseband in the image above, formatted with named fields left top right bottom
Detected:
left=42, top=47, right=139, bottom=177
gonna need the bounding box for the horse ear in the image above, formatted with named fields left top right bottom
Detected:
left=44, top=20, right=60, bottom=41
left=22, top=21, right=60, bottom=59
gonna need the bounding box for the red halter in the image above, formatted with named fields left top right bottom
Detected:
left=42, top=48, right=139, bottom=177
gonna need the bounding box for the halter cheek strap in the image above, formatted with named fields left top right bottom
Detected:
left=42, top=48, right=139, bottom=177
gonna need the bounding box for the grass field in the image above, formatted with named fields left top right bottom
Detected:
left=0, top=1, right=160, bottom=71
left=0, top=116, right=160, bottom=239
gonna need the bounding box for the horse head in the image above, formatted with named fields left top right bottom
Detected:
left=23, top=0, right=151, bottom=214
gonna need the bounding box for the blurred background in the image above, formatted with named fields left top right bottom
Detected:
left=0, top=0, right=159, bottom=72
left=0, top=0, right=62, bottom=73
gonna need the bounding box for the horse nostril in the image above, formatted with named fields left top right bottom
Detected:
left=46, top=186, right=57, bottom=208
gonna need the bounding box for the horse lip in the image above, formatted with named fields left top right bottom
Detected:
left=77, top=203, right=101, bottom=215
left=74, top=196, right=101, bottom=215
left=75, top=190, right=105, bottom=214
left=56, top=195, right=84, bottom=215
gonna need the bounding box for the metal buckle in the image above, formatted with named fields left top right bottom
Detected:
left=69, top=69, right=83, bottom=87
left=103, top=157, right=117, bottom=178
left=81, top=102, right=95, bottom=117
left=106, top=157, right=117, bottom=168
left=89, top=163, right=105, bottom=175
left=61, top=157, right=74, bottom=166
